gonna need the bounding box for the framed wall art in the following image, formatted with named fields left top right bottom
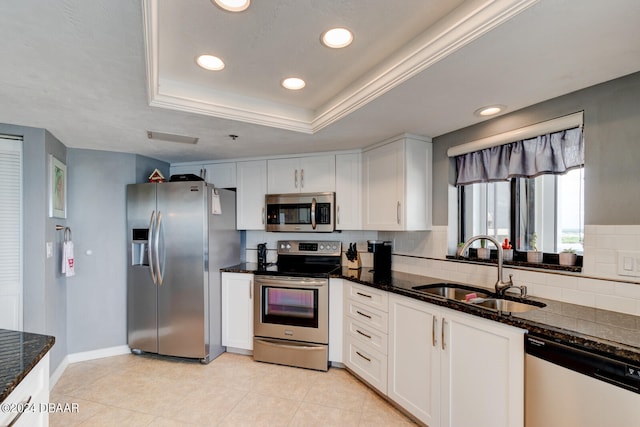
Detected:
left=49, top=155, right=67, bottom=218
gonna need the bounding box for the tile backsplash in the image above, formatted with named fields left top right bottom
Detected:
left=243, top=226, right=640, bottom=316
left=386, top=225, right=640, bottom=316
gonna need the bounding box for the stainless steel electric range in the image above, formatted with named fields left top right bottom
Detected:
left=253, top=240, right=342, bottom=371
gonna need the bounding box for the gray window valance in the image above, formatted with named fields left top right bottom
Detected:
left=455, top=126, right=583, bottom=186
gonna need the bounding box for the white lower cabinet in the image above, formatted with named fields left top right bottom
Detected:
left=343, top=281, right=389, bottom=394
left=388, top=294, right=440, bottom=425
left=329, top=278, right=344, bottom=364
left=221, top=272, right=254, bottom=352
left=0, top=353, right=50, bottom=427
left=387, top=293, right=525, bottom=427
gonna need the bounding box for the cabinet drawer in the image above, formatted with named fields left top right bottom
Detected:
left=345, top=335, right=387, bottom=394
left=0, top=353, right=49, bottom=427
left=346, top=300, right=388, bottom=334
left=345, top=281, right=388, bottom=312
left=346, top=316, right=388, bottom=355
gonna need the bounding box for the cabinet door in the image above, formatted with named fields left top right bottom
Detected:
left=441, top=310, right=524, bottom=427
left=204, top=162, right=236, bottom=188
left=170, top=163, right=204, bottom=178
left=221, top=273, right=254, bottom=351
left=267, top=155, right=336, bottom=193
left=267, top=158, right=299, bottom=193
left=329, top=278, right=343, bottom=363
left=362, top=140, right=404, bottom=230
left=236, top=160, right=267, bottom=230
left=299, top=155, right=335, bottom=192
left=388, top=294, right=441, bottom=426
left=335, top=153, right=361, bottom=230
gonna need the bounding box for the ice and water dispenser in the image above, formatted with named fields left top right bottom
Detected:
left=131, top=228, right=149, bottom=266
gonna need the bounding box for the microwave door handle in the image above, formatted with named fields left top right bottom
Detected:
left=311, top=197, right=317, bottom=229
left=147, top=211, right=157, bottom=285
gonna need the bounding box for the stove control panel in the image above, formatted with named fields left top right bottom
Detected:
left=277, top=240, right=342, bottom=256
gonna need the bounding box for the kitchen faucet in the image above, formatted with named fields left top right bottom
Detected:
left=459, top=235, right=527, bottom=297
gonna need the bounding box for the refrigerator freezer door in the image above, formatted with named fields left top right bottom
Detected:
left=156, top=181, right=208, bottom=359
left=127, top=184, right=159, bottom=353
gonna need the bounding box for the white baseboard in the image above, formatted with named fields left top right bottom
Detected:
left=67, top=345, right=131, bottom=364
left=49, top=345, right=131, bottom=390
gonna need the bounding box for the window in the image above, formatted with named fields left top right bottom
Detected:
left=451, top=114, right=584, bottom=262
left=460, top=167, right=584, bottom=254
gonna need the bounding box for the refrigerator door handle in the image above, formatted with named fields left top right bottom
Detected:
left=148, top=210, right=157, bottom=285
left=155, top=211, right=164, bottom=285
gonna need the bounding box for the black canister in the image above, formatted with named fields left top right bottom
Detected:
left=367, top=240, right=392, bottom=281
left=257, top=243, right=267, bottom=267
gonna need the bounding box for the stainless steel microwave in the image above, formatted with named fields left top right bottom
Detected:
left=265, top=192, right=335, bottom=232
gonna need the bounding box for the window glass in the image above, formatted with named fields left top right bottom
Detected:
left=459, top=167, right=584, bottom=256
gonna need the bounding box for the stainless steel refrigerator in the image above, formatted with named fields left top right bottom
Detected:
left=126, top=181, right=239, bottom=363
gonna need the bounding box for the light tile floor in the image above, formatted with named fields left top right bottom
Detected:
left=50, top=352, right=416, bottom=426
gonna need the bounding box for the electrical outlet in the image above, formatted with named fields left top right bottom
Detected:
left=46, top=242, right=53, bottom=258
left=617, top=251, right=640, bottom=277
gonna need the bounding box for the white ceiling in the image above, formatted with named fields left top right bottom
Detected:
left=1, top=0, right=639, bottom=163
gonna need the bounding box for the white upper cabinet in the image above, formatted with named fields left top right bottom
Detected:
left=169, top=162, right=236, bottom=188
left=362, top=134, right=432, bottom=231
left=335, top=153, right=362, bottom=230
left=169, top=163, right=204, bottom=179
left=267, top=155, right=336, bottom=194
left=236, top=160, right=267, bottom=230
left=205, top=162, right=236, bottom=188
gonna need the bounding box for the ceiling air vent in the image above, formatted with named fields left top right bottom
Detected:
left=146, top=130, right=199, bottom=144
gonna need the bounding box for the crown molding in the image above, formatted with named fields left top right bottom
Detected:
left=143, top=0, right=539, bottom=133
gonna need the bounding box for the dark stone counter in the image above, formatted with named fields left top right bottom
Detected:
left=222, top=264, right=640, bottom=365
left=0, top=329, right=55, bottom=402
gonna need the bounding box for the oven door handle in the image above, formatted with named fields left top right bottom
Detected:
left=311, top=197, right=317, bottom=230
left=254, top=338, right=325, bottom=351
left=255, top=276, right=327, bottom=287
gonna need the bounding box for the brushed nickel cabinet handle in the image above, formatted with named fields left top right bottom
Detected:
left=441, top=318, right=447, bottom=350
left=356, top=329, right=372, bottom=340
left=397, top=201, right=401, bottom=225
left=356, top=310, right=372, bottom=319
left=356, top=351, right=371, bottom=363
left=432, top=317, right=437, bottom=347
left=7, top=395, right=32, bottom=427
left=294, top=169, right=298, bottom=188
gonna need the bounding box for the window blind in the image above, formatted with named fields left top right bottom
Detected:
left=0, top=136, right=23, bottom=330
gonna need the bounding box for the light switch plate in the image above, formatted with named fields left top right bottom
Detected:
left=617, top=251, right=640, bottom=277
left=46, top=241, right=53, bottom=258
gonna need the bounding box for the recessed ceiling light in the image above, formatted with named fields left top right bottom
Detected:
left=474, top=105, right=506, bottom=117
left=211, top=0, right=250, bottom=12
left=196, top=54, right=225, bottom=71
left=321, top=28, right=354, bottom=49
left=282, top=77, right=306, bottom=90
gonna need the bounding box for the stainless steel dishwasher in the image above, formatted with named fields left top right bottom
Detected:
left=525, top=335, right=640, bottom=427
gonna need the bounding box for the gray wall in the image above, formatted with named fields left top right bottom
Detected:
left=66, top=149, right=168, bottom=354
left=0, top=121, right=168, bottom=374
left=0, top=123, right=68, bottom=372
left=432, top=71, right=640, bottom=226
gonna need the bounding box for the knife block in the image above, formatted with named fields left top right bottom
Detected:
left=346, top=256, right=361, bottom=270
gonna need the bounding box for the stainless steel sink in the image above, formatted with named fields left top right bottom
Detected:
left=470, top=298, right=545, bottom=314
left=411, top=283, right=491, bottom=301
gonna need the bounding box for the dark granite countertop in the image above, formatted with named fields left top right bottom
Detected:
left=0, top=329, right=55, bottom=402
left=222, top=264, right=640, bottom=365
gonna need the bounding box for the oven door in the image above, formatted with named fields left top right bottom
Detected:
left=254, top=275, right=328, bottom=344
